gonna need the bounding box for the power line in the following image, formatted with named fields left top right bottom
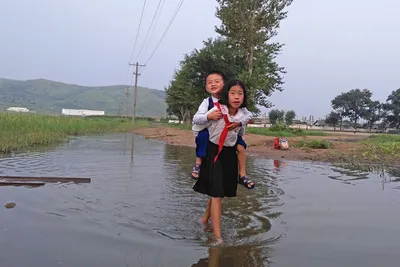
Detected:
left=139, top=0, right=166, bottom=61
left=135, top=0, right=165, bottom=62
left=141, top=0, right=185, bottom=72
left=129, top=0, right=147, bottom=64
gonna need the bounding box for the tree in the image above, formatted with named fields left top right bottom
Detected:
left=384, top=89, right=400, bottom=128
left=331, top=89, right=372, bottom=129
left=183, top=37, right=247, bottom=101
left=165, top=65, right=198, bottom=123
left=285, top=110, right=296, bottom=125
left=325, top=111, right=341, bottom=130
left=215, top=0, right=293, bottom=110
left=363, top=101, right=384, bottom=131
left=165, top=38, right=248, bottom=120
left=268, top=109, right=284, bottom=125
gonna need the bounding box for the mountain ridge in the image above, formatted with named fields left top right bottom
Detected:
left=0, top=77, right=167, bottom=117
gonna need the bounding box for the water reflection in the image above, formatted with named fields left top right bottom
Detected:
left=329, top=163, right=400, bottom=189
left=192, top=244, right=273, bottom=267
left=161, top=144, right=284, bottom=266
left=2, top=134, right=399, bottom=266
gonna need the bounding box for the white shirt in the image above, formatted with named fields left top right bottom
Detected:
left=193, top=104, right=244, bottom=147
left=192, top=97, right=253, bottom=136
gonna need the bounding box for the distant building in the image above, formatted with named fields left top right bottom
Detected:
left=7, top=107, right=29, bottom=113
left=61, top=109, right=105, bottom=117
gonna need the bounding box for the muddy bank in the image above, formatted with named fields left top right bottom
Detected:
left=132, top=125, right=374, bottom=163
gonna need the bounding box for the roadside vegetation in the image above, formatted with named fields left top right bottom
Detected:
left=0, top=113, right=149, bottom=153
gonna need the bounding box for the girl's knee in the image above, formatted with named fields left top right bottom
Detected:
left=237, top=144, right=245, bottom=152
left=211, top=197, right=222, bottom=203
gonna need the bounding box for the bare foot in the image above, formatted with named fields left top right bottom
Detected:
left=200, top=217, right=209, bottom=224
left=211, top=237, right=223, bottom=246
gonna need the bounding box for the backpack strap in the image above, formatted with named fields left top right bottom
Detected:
left=207, top=97, right=214, bottom=111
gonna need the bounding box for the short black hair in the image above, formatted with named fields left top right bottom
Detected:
left=219, top=79, right=248, bottom=108
left=204, top=70, right=226, bottom=84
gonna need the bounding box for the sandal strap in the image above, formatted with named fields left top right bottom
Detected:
left=240, top=176, right=254, bottom=185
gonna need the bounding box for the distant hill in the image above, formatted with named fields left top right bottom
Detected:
left=0, top=78, right=167, bottom=117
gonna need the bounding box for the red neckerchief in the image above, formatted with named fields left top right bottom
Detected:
left=213, top=102, right=230, bottom=163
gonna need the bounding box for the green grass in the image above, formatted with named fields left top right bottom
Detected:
left=166, top=123, right=192, bottom=130
left=246, top=127, right=326, bottom=137
left=364, top=134, right=400, bottom=144
left=360, top=134, right=400, bottom=160
left=0, top=113, right=147, bottom=153
left=296, top=140, right=332, bottom=149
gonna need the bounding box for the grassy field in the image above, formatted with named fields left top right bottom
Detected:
left=361, top=134, right=400, bottom=160
left=0, top=113, right=149, bottom=153
left=246, top=127, right=326, bottom=137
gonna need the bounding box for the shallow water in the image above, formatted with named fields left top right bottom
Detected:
left=1, top=133, right=399, bottom=267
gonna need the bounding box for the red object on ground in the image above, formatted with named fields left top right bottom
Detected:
left=274, top=137, right=280, bottom=150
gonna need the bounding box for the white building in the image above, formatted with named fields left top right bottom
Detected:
left=7, top=107, right=30, bottom=112
left=61, top=109, right=105, bottom=117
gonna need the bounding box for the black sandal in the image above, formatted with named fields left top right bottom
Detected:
left=191, top=163, right=201, bottom=180
left=238, top=176, right=255, bottom=189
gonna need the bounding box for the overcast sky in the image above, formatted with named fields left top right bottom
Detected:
left=1, top=0, right=399, bottom=118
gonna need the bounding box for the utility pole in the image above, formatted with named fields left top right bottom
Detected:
left=129, top=62, right=145, bottom=129
left=128, top=62, right=145, bottom=161
left=124, top=87, right=130, bottom=118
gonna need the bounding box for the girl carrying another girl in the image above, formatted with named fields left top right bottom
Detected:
left=192, top=79, right=249, bottom=244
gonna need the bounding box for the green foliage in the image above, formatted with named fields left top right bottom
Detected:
left=215, top=0, right=293, bottom=110
left=297, top=140, right=332, bottom=149
left=364, top=100, right=385, bottom=131
left=0, top=113, right=143, bottom=153
left=268, top=109, right=285, bottom=124
left=384, top=89, right=400, bottom=128
left=165, top=38, right=249, bottom=119
left=246, top=126, right=326, bottom=137
left=331, top=89, right=372, bottom=128
left=325, top=111, right=341, bottom=128
left=268, top=121, right=288, bottom=131
left=364, top=134, right=400, bottom=144
left=328, top=88, right=400, bottom=131
left=0, top=78, right=166, bottom=117
left=285, top=110, right=296, bottom=125
left=361, top=134, right=400, bottom=160
left=268, top=109, right=295, bottom=125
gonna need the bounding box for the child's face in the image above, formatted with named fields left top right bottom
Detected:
left=228, top=85, right=244, bottom=109
left=205, top=74, right=224, bottom=97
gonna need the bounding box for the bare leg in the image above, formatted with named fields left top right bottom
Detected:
left=237, top=144, right=247, bottom=178
left=201, top=198, right=212, bottom=223
left=237, top=144, right=255, bottom=188
left=210, top=197, right=222, bottom=241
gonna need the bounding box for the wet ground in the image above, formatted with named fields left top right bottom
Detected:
left=1, top=133, right=399, bottom=267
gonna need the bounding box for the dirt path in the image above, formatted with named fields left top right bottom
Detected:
left=132, top=125, right=369, bottom=163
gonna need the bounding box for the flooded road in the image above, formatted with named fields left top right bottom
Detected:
left=1, top=133, right=399, bottom=267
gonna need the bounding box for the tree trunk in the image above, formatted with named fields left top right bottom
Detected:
left=248, top=46, right=254, bottom=75
left=178, top=107, right=185, bottom=124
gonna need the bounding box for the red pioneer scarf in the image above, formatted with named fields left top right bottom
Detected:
left=213, top=102, right=231, bottom=163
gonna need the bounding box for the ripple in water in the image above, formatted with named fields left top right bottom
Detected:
left=1, top=133, right=400, bottom=267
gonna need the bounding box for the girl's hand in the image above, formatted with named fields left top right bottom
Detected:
left=207, top=110, right=223, bottom=121
left=227, top=122, right=241, bottom=130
